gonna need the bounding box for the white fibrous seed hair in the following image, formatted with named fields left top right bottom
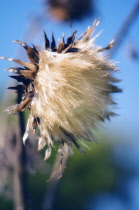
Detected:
left=1, top=20, right=121, bottom=159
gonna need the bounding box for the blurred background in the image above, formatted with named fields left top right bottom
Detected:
left=0, top=0, right=139, bottom=209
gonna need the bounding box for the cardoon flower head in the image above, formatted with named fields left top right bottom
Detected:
left=0, top=21, right=121, bottom=160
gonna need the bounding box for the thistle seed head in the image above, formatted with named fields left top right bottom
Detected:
left=1, top=21, right=121, bottom=159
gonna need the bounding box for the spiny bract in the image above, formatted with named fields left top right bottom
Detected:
left=0, top=21, right=121, bottom=160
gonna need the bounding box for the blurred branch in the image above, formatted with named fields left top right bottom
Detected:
left=109, top=1, right=139, bottom=57
left=12, top=133, right=27, bottom=210
left=12, top=93, right=31, bottom=210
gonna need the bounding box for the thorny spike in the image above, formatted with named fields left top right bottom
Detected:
left=57, top=41, right=65, bottom=53
left=8, top=85, right=25, bottom=93
left=9, top=75, right=31, bottom=86
left=13, top=40, right=28, bottom=48
left=43, top=30, right=50, bottom=49
left=51, top=32, right=56, bottom=50
left=9, top=75, right=25, bottom=82
left=62, top=31, right=77, bottom=53
left=97, top=40, right=115, bottom=52
left=66, top=30, right=77, bottom=46
left=107, top=84, right=122, bottom=93
left=5, top=98, right=32, bottom=114
left=0, top=56, right=37, bottom=72
left=14, top=40, right=39, bottom=54
left=32, top=44, right=39, bottom=53
left=5, top=67, right=25, bottom=74
left=13, top=40, right=39, bottom=64
left=6, top=68, right=36, bottom=82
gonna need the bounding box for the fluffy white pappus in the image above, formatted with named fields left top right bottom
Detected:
left=31, top=43, right=119, bottom=154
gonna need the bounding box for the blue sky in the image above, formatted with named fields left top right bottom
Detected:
left=0, top=0, right=139, bottom=141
